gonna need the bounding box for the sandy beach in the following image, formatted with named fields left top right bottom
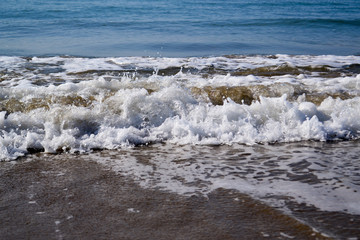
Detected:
left=0, top=152, right=331, bottom=240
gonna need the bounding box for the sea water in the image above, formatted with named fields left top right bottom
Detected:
left=1, top=54, right=360, bottom=160
left=1, top=0, right=360, bottom=238
left=1, top=0, right=359, bottom=56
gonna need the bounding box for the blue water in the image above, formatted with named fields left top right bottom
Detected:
left=1, top=0, right=360, bottom=57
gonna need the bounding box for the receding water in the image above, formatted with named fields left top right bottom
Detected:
left=6, top=141, right=358, bottom=239
left=86, top=141, right=360, bottom=238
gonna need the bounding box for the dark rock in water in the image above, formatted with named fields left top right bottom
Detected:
left=343, top=63, right=360, bottom=74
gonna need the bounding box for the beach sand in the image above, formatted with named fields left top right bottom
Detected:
left=0, top=153, right=330, bottom=240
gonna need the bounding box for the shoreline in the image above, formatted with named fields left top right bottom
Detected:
left=1, top=153, right=328, bottom=240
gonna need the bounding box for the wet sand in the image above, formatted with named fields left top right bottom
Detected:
left=0, top=153, right=328, bottom=240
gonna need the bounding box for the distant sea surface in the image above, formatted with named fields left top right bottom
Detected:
left=1, top=0, right=360, bottom=57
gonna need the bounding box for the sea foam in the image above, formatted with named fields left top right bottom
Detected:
left=1, top=55, right=360, bottom=160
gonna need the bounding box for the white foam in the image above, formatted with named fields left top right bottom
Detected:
left=1, top=82, right=360, bottom=160
left=86, top=142, right=360, bottom=215
left=11, top=54, right=360, bottom=74
left=1, top=55, right=360, bottom=160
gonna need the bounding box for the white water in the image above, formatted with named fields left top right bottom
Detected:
left=1, top=55, right=360, bottom=160
left=83, top=142, right=360, bottom=215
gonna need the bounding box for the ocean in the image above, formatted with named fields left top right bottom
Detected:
left=1, top=0, right=360, bottom=56
left=1, top=0, right=360, bottom=239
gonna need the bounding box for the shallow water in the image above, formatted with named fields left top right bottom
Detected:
left=84, top=141, right=360, bottom=238
left=0, top=153, right=330, bottom=239
left=5, top=140, right=359, bottom=239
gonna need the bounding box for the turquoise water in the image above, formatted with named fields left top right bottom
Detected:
left=1, top=0, right=359, bottom=57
